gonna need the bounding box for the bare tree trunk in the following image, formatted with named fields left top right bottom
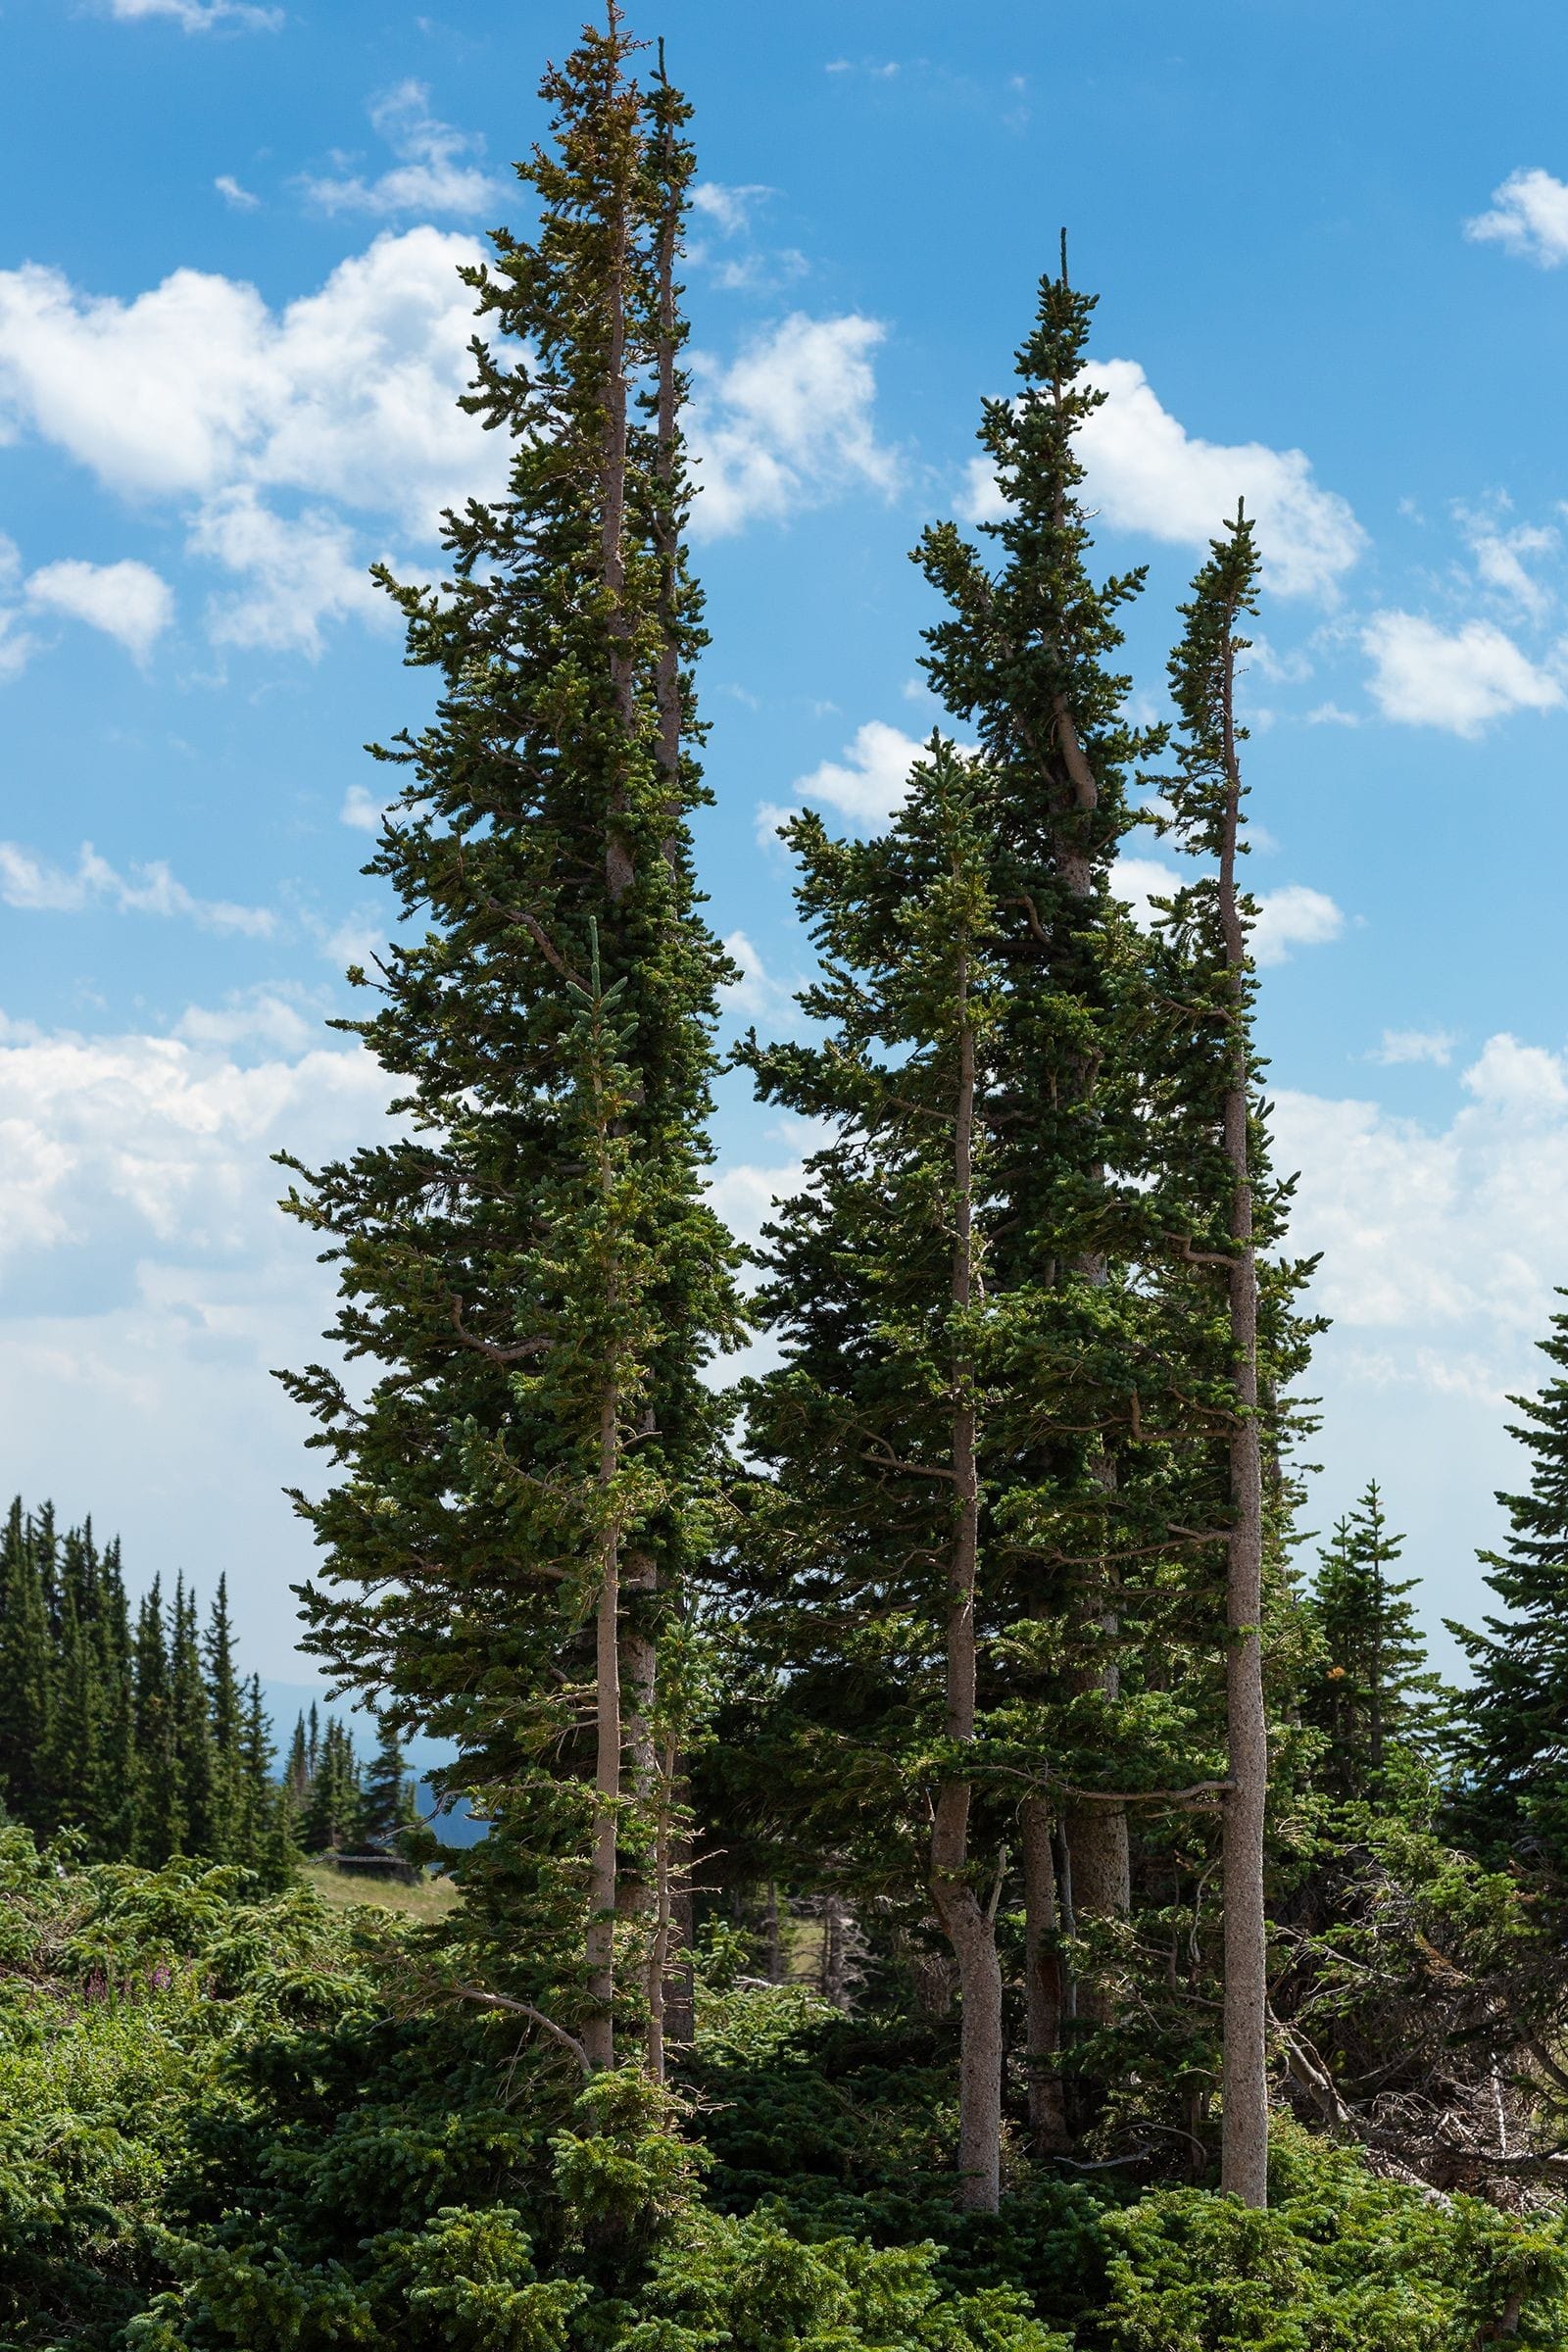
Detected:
left=584, top=1389, right=622, bottom=2071
left=644, top=1734, right=678, bottom=2084
left=663, top=1785, right=696, bottom=2052
left=1218, top=609, right=1268, bottom=2209
left=1047, top=612, right=1130, bottom=1985
left=585, top=87, right=638, bottom=2075
left=929, top=959, right=1004, bottom=2215
left=1021, top=1795, right=1070, bottom=2154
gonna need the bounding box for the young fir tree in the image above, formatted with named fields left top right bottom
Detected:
left=91, top=1537, right=138, bottom=1860
left=285, top=1712, right=311, bottom=1809
left=171, top=1575, right=218, bottom=1859
left=0, top=1499, right=52, bottom=1828
left=741, top=738, right=1009, bottom=2210
left=1307, top=1485, right=1444, bottom=1804
left=1449, top=1296, right=1568, bottom=1872
left=133, top=1577, right=183, bottom=1867
left=1158, top=504, right=1271, bottom=2205
left=233, top=1672, right=280, bottom=1877
left=278, top=12, right=741, bottom=2073
left=205, top=1574, right=245, bottom=1860
left=301, top=1715, right=365, bottom=1854
left=363, top=1714, right=418, bottom=1851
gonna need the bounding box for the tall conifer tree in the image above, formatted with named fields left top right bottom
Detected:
left=916, top=240, right=1164, bottom=2074
left=742, top=738, right=1009, bottom=2209
left=279, top=9, right=740, bottom=2071
left=1159, top=504, right=1271, bottom=2204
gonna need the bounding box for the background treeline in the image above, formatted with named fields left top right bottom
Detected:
left=0, top=1495, right=418, bottom=1882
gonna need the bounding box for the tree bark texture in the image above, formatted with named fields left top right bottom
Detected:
left=928, top=957, right=1004, bottom=2214
left=1021, top=1794, right=1070, bottom=2154
left=1218, top=613, right=1269, bottom=2208
left=583, top=1389, right=622, bottom=2071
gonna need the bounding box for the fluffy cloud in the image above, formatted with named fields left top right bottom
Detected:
left=690, top=314, right=899, bottom=534
left=0, top=226, right=497, bottom=528
left=718, top=928, right=797, bottom=1028
left=1361, top=612, right=1563, bottom=735
left=1465, top=168, right=1568, bottom=267
left=0, top=1002, right=391, bottom=1671
left=1376, top=1028, right=1456, bottom=1068
left=339, top=783, right=386, bottom=833
left=966, top=360, right=1363, bottom=599
left=0, top=227, right=503, bottom=653
left=1278, top=1034, right=1568, bottom=1348
left=691, top=182, right=774, bottom=237
left=25, top=558, right=173, bottom=660
left=0, top=841, right=273, bottom=935
left=1458, top=508, right=1559, bottom=615
left=1115, top=857, right=1343, bottom=965
left=0, top=231, right=892, bottom=653
left=301, top=82, right=502, bottom=219
left=188, top=489, right=386, bottom=655
left=787, top=718, right=924, bottom=829
left=1251, top=882, right=1344, bottom=965
left=105, top=0, right=282, bottom=28
left=215, top=173, right=260, bottom=212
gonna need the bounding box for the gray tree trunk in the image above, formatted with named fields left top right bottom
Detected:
left=1217, top=615, right=1269, bottom=2208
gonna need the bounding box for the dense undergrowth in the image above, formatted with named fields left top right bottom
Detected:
left=4, top=1828, right=1567, bottom=2352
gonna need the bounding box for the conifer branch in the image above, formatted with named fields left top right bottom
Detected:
left=451, top=1985, right=591, bottom=2072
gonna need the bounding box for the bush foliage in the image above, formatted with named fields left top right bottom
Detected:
left=4, top=1831, right=1565, bottom=2352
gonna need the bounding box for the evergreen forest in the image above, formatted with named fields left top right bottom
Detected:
left=11, top=12, right=1568, bottom=2347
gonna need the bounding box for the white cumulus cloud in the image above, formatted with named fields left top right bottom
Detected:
left=0, top=228, right=503, bottom=655
left=0, top=1004, right=393, bottom=1673
left=339, top=783, right=387, bottom=833
left=215, top=173, right=261, bottom=211
left=966, top=359, right=1364, bottom=599
left=188, top=488, right=387, bottom=656
left=1465, top=168, right=1568, bottom=267
left=105, top=0, right=282, bottom=28
left=690, top=314, right=899, bottom=534
left=301, top=81, right=502, bottom=219
left=1361, top=612, right=1563, bottom=735
left=1376, top=1027, right=1456, bottom=1068
left=0, top=841, right=273, bottom=935
left=1251, top=883, right=1344, bottom=966
left=790, top=719, right=923, bottom=830
left=25, top=558, right=173, bottom=661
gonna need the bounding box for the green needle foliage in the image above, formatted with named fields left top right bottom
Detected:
left=1449, top=1295, right=1568, bottom=1873
left=276, top=8, right=743, bottom=2069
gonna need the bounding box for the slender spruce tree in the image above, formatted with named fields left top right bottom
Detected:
left=205, top=1574, right=245, bottom=1859
left=742, top=737, right=1009, bottom=2209
left=363, top=1715, right=418, bottom=1851
left=1449, top=1297, right=1568, bottom=1873
left=1307, top=1486, right=1444, bottom=1804
left=0, top=1499, right=52, bottom=1825
left=1158, top=503, right=1271, bottom=2203
left=278, top=9, right=741, bottom=2072
left=133, top=1578, right=183, bottom=1867
left=916, top=238, right=1165, bottom=2082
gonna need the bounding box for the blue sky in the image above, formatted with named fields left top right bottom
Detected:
left=4, top=0, right=1568, bottom=1689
